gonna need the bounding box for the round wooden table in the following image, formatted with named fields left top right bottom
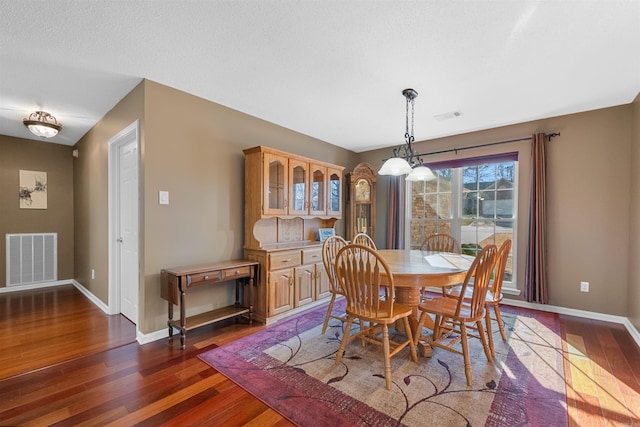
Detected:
left=377, top=249, right=472, bottom=356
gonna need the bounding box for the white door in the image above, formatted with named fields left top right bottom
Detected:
left=111, top=125, right=139, bottom=324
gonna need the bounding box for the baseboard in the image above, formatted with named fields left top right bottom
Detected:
left=137, top=327, right=174, bottom=345
left=72, top=280, right=110, bottom=314
left=503, top=298, right=640, bottom=349
left=623, top=318, right=640, bottom=347
left=0, top=279, right=73, bottom=293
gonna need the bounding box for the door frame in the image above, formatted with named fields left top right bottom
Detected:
left=108, top=120, right=140, bottom=323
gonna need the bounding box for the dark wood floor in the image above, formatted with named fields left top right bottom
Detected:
left=1, top=285, right=639, bottom=426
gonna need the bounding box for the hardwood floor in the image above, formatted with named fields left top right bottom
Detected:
left=1, top=285, right=639, bottom=426
left=0, top=285, right=293, bottom=426
left=561, top=316, right=640, bottom=426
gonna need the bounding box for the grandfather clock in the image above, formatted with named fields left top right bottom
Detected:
left=346, top=162, right=377, bottom=242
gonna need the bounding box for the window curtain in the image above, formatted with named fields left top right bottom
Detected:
left=386, top=175, right=405, bottom=249
left=525, top=133, right=548, bottom=303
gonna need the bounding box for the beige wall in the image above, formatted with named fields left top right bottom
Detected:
left=359, top=104, right=634, bottom=316
left=73, top=82, right=145, bottom=303
left=0, top=136, right=74, bottom=286
left=628, top=93, right=640, bottom=329
left=77, top=80, right=358, bottom=333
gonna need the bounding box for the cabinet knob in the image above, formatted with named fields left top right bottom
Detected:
left=235, top=270, right=240, bottom=274
left=204, top=275, right=209, bottom=280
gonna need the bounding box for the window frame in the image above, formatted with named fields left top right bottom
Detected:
left=405, top=157, right=519, bottom=294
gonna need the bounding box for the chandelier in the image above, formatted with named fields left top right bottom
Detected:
left=23, top=111, right=62, bottom=138
left=378, top=89, right=435, bottom=181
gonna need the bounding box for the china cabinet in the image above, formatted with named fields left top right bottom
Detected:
left=243, top=146, right=344, bottom=324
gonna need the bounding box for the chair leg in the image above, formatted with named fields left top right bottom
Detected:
left=403, top=316, right=418, bottom=362
left=335, top=316, right=354, bottom=365
left=321, top=294, right=337, bottom=334
left=413, top=311, right=427, bottom=344
left=484, top=309, right=495, bottom=358
left=460, top=323, right=472, bottom=386
left=382, top=324, right=392, bottom=390
left=476, top=320, right=493, bottom=363
left=493, top=304, right=507, bottom=341
left=433, top=314, right=442, bottom=340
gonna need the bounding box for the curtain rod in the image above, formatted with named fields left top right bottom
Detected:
left=414, top=132, right=560, bottom=158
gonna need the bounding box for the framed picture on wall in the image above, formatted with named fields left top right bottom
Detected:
left=19, top=170, right=48, bottom=209
left=318, top=228, right=335, bottom=242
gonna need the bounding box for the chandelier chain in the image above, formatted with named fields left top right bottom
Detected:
left=410, top=97, right=415, bottom=143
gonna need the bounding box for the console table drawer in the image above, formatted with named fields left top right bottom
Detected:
left=222, top=266, right=251, bottom=280
left=269, top=251, right=302, bottom=270
left=187, top=271, right=222, bottom=287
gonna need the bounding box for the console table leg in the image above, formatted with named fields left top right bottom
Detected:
left=168, top=301, right=174, bottom=341
left=180, top=290, right=186, bottom=349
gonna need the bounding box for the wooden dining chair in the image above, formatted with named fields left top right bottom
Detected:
left=320, top=235, right=348, bottom=334
left=419, top=233, right=462, bottom=298
left=353, top=232, right=377, bottom=249
left=413, top=244, right=498, bottom=386
left=445, top=239, right=512, bottom=356
left=334, top=244, right=418, bottom=390
left=419, top=233, right=461, bottom=254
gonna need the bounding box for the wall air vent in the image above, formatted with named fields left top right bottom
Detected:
left=6, top=233, right=57, bottom=286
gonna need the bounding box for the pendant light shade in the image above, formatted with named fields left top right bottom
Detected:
left=406, top=165, right=436, bottom=181
left=378, top=157, right=413, bottom=176
left=23, top=111, right=62, bottom=138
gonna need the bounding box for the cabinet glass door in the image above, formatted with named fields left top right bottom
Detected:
left=310, top=166, right=326, bottom=215
left=264, top=153, right=288, bottom=215
left=289, top=159, right=308, bottom=216
left=327, top=168, right=342, bottom=217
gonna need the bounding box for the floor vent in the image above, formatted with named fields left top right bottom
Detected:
left=6, top=233, right=57, bottom=286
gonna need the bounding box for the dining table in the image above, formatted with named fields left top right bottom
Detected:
left=377, top=249, right=474, bottom=356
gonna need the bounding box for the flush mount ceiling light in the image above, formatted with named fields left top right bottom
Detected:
left=23, top=111, right=62, bottom=138
left=378, top=89, right=435, bottom=181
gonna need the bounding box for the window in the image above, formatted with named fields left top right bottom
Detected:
left=407, top=156, right=517, bottom=290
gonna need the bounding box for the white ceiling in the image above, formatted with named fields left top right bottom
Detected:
left=1, top=1, right=639, bottom=152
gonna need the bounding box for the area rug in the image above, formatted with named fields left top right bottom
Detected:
left=199, top=300, right=568, bottom=426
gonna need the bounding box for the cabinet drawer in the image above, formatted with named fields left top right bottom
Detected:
left=302, top=248, right=322, bottom=265
left=221, top=266, right=251, bottom=280
left=269, top=251, right=301, bottom=270
left=187, top=271, right=222, bottom=287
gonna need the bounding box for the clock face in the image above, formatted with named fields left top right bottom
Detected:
left=355, top=179, right=371, bottom=202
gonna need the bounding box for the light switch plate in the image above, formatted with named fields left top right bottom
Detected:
left=159, top=191, right=169, bottom=205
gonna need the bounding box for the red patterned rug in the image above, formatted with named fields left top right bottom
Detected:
left=199, top=300, right=568, bottom=426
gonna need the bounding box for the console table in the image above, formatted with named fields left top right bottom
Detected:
left=160, top=259, right=258, bottom=348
